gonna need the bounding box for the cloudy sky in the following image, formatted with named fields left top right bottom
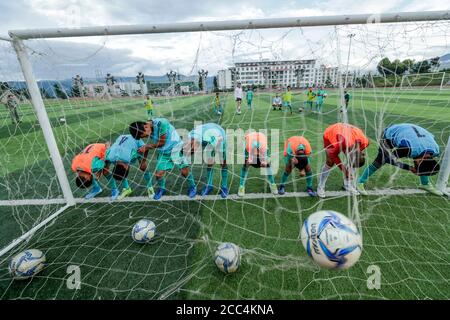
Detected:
left=1, top=0, right=449, bottom=81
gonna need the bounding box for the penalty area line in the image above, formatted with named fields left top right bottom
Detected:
left=0, top=188, right=448, bottom=206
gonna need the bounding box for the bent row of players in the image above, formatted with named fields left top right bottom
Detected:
left=72, top=119, right=444, bottom=201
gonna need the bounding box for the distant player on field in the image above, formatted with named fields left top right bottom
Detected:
left=317, top=123, right=369, bottom=198
left=278, top=136, right=317, bottom=197
left=282, top=86, right=293, bottom=114
left=246, top=87, right=254, bottom=109
left=315, top=86, right=327, bottom=113
left=5, top=94, right=21, bottom=124
left=139, top=118, right=197, bottom=200
left=213, top=92, right=223, bottom=115
left=357, top=123, right=443, bottom=196
left=344, top=90, right=350, bottom=110
left=71, top=142, right=118, bottom=200
left=106, top=122, right=152, bottom=200
left=187, top=123, right=229, bottom=198
left=238, top=132, right=278, bottom=197
left=272, top=94, right=282, bottom=110
left=144, top=95, right=154, bottom=120
left=305, top=87, right=315, bottom=111
left=235, top=82, right=243, bottom=114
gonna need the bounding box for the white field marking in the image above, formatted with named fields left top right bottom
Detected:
left=1, top=188, right=449, bottom=207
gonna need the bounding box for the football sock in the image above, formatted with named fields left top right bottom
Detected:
left=306, top=170, right=313, bottom=189
left=157, top=176, right=166, bottom=189
left=143, top=171, right=153, bottom=188
left=221, top=166, right=228, bottom=188
left=122, top=179, right=130, bottom=190
left=318, top=164, right=332, bottom=189
left=266, top=167, right=275, bottom=184
left=186, top=172, right=196, bottom=189
left=281, top=171, right=290, bottom=184
left=105, top=173, right=117, bottom=189
left=239, top=166, right=249, bottom=187
left=206, top=167, right=214, bottom=186
left=420, top=175, right=429, bottom=186
left=358, top=164, right=378, bottom=184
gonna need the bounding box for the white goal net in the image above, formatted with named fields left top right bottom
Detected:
left=0, top=12, right=449, bottom=300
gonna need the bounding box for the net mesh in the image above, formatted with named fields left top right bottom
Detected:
left=0, top=19, right=449, bottom=299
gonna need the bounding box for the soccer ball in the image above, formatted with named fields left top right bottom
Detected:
left=214, top=242, right=240, bottom=274
left=301, top=210, right=362, bottom=269
left=9, top=249, right=46, bottom=280
left=131, top=219, right=156, bottom=243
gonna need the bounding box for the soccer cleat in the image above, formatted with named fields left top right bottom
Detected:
left=418, top=184, right=444, bottom=196
left=147, top=186, right=155, bottom=198
left=306, top=187, right=317, bottom=197
left=317, top=187, right=326, bottom=198
left=118, top=187, right=132, bottom=200
left=356, top=183, right=368, bottom=196
left=201, top=185, right=213, bottom=196
left=270, top=183, right=278, bottom=195
left=238, top=186, right=245, bottom=197
left=188, top=187, right=197, bottom=198
left=110, top=188, right=120, bottom=201
left=85, top=186, right=102, bottom=200
left=219, top=186, right=229, bottom=199
left=278, top=184, right=286, bottom=195
left=153, top=188, right=166, bottom=200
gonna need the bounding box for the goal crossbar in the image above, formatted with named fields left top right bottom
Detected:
left=8, top=10, right=450, bottom=40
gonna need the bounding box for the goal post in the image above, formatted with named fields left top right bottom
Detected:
left=11, top=39, right=75, bottom=207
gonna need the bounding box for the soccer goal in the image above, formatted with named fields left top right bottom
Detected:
left=0, top=10, right=450, bottom=300
left=400, top=71, right=450, bottom=90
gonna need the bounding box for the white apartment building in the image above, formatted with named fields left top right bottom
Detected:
left=218, top=60, right=340, bottom=89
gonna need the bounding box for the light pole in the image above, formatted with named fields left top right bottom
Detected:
left=344, top=33, right=355, bottom=88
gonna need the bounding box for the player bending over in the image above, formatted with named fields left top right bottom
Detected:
left=71, top=142, right=118, bottom=200
left=282, top=86, right=293, bottom=114
left=278, top=136, right=317, bottom=197
left=317, top=123, right=369, bottom=198
left=238, top=132, right=278, bottom=197
left=106, top=122, right=152, bottom=200
left=272, top=94, right=282, bottom=110
left=187, top=123, right=228, bottom=198
left=139, top=118, right=197, bottom=200
left=357, top=123, right=442, bottom=196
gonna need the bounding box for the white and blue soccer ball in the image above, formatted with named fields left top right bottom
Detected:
left=131, top=219, right=156, bottom=243
left=9, top=249, right=46, bottom=280
left=214, top=242, right=240, bottom=274
left=301, top=210, right=362, bottom=270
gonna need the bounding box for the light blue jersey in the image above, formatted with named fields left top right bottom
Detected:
left=151, top=118, right=181, bottom=153
left=384, top=124, right=439, bottom=158
left=106, top=134, right=144, bottom=164
left=188, top=123, right=226, bottom=150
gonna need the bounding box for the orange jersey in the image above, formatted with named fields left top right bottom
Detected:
left=283, top=136, right=312, bottom=157
left=71, top=143, right=107, bottom=174
left=323, top=123, right=369, bottom=151
left=245, top=132, right=268, bottom=157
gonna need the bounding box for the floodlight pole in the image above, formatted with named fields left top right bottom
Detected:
left=436, top=136, right=450, bottom=196
left=11, top=39, right=75, bottom=206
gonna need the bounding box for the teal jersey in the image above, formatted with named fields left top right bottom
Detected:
left=151, top=118, right=181, bottom=153
left=91, top=157, right=105, bottom=173
left=189, top=123, right=226, bottom=151
left=384, top=124, right=439, bottom=158
left=246, top=90, right=254, bottom=100
left=106, top=134, right=144, bottom=164
left=316, top=89, right=326, bottom=102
